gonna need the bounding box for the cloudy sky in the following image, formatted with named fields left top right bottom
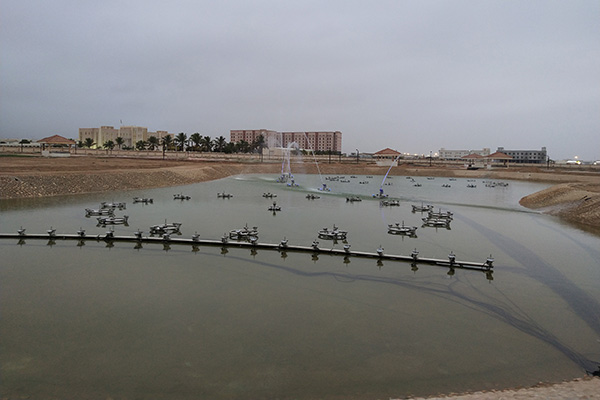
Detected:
left=1, top=0, right=599, bottom=160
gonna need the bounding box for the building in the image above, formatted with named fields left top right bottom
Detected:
left=496, top=147, right=547, bottom=164
left=37, top=134, right=76, bottom=157
left=78, top=126, right=172, bottom=148
left=229, top=129, right=279, bottom=148
left=373, top=148, right=401, bottom=166
left=439, top=148, right=490, bottom=160
left=230, top=129, right=342, bottom=153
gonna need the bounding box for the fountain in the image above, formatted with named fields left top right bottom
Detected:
left=373, top=153, right=402, bottom=198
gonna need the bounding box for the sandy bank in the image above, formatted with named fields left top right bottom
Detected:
left=0, top=158, right=278, bottom=198
left=520, top=182, right=600, bottom=228
left=404, top=376, right=600, bottom=399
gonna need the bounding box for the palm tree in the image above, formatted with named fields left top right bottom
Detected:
left=103, top=140, right=115, bottom=151
left=252, top=134, right=266, bottom=161
left=84, top=138, right=95, bottom=148
left=213, top=136, right=227, bottom=152
left=135, top=140, right=147, bottom=151
left=224, top=142, right=235, bottom=154
left=175, top=132, right=188, bottom=152
left=236, top=140, right=250, bottom=153
left=147, top=135, right=159, bottom=151
left=200, top=135, right=213, bottom=152
left=161, top=135, right=173, bottom=150
left=189, top=133, right=202, bottom=152
left=161, top=134, right=173, bottom=159
left=115, top=137, right=124, bottom=150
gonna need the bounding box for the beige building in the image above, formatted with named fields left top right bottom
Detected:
left=439, top=148, right=490, bottom=160
left=230, top=129, right=342, bottom=153
left=78, top=126, right=172, bottom=148
left=230, top=129, right=279, bottom=148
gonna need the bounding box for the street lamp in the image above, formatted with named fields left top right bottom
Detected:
left=356, top=149, right=359, bottom=164
left=429, top=151, right=432, bottom=166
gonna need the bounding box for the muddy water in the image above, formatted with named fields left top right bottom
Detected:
left=1, top=174, right=599, bottom=399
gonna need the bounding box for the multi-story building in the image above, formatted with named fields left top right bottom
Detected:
left=230, top=129, right=342, bottom=153
left=496, top=147, right=547, bottom=164
left=78, top=126, right=172, bottom=148
left=229, top=129, right=279, bottom=148
left=439, top=148, right=490, bottom=160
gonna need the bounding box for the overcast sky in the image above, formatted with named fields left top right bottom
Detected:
left=1, top=0, right=599, bottom=160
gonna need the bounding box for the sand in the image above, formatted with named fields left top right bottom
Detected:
left=403, top=376, right=600, bottom=399
left=519, top=182, right=600, bottom=228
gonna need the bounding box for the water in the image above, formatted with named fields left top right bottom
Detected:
left=1, top=174, right=599, bottom=399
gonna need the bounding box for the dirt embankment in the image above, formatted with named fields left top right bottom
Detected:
left=520, top=182, right=600, bottom=227
left=0, top=157, right=279, bottom=198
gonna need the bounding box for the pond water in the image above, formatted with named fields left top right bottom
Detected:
left=1, top=173, right=599, bottom=400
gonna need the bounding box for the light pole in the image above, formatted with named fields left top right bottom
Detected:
left=356, top=149, right=359, bottom=164
left=429, top=151, right=432, bottom=166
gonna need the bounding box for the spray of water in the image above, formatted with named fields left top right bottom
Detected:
left=380, top=153, right=402, bottom=190
left=302, top=133, right=324, bottom=185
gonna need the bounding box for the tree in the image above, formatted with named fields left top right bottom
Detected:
left=200, top=135, right=213, bottom=152
left=103, top=140, right=115, bottom=152
left=147, top=135, right=159, bottom=151
left=161, top=135, right=173, bottom=150
left=161, top=135, right=173, bottom=159
left=175, top=132, right=188, bottom=152
left=115, top=137, right=124, bottom=150
left=252, top=134, right=266, bottom=161
left=189, top=133, right=202, bottom=151
left=135, top=140, right=147, bottom=151
left=224, top=142, right=235, bottom=154
left=214, top=136, right=227, bottom=152
left=19, top=139, right=31, bottom=153
left=236, top=140, right=250, bottom=153
left=84, top=138, right=95, bottom=148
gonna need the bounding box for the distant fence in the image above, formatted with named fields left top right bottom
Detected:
left=1, top=145, right=598, bottom=171
left=0, top=145, right=42, bottom=154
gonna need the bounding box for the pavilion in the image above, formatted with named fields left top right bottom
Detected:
left=374, top=148, right=401, bottom=166
left=37, top=135, right=76, bottom=156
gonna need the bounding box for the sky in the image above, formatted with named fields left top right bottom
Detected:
left=1, top=0, right=599, bottom=161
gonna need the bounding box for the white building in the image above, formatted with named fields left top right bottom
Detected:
left=439, top=148, right=490, bottom=160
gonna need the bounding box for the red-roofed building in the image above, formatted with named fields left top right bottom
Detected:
left=37, top=135, right=76, bottom=157
left=486, top=151, right=513, bottom=167
left=37, top=135, right=76, bottom=146
left=461, top=153, right=485, bottom=169
left=374, top=148, right=401, bottom=166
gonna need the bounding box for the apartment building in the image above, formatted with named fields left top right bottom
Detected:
left=78, top=126, right=171, bottom=148
left=496, top=147, right=547, bottom=164
left=229, top=129, right=279, bottom=148
left=439, top=148, right=490, bottom=160
left=230, top=129, right=342, bottom=153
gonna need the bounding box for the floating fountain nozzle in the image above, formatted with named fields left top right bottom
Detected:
left=411, top=248, right=419, bottom=260
left=448, top=252, right=456, bottom=265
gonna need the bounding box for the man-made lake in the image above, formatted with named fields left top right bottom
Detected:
left=1, top=174, right=599, bottom=399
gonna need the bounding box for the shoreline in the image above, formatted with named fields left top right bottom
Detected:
left=404, top=376, right=600, bottom=399
left=1, top=155, right=600, bottom=229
